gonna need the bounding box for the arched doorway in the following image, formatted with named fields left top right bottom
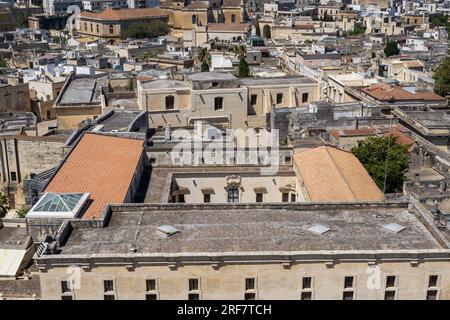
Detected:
left=262, top=24, right=271, bottom=39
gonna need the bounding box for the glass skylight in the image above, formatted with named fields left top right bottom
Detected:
left=27, top=192, right=89, bottom=219
left=32, top=193, right=85, bottom=213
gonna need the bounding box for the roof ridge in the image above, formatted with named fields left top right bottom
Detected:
left=323, top=147, right=357, bottom=201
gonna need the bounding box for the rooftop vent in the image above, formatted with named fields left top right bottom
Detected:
left=156, top=225, right=180, bottom=238
left=383, top=223, right=405, bottom=234
left=307, top=224, right=330, bottom=235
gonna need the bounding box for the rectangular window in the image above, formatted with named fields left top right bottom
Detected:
left=188, top=278, right=200, bottom=300
left=203, top=193, right=211, bottom=203
left=244, top=292, right=256, bottom=300
left=227, top=188, right=239, bottom=203
left=188, top=293, right=200, bottom=300
left=256, top=193, right=263, bottom=203
left=250, top=94, right=257, bottom=105
left=285, top=156, right=292, bottom=164
left=426, top=290, right=438, bottom=300
left=189, top=278, right=199, bottom=291
left=302, top=92, right=309, bottom=103
left=386, top=276, right=396, bottom=288
left=145, top=278, right=158, bottom=300
left=61, top=281, right=71, bottom=294
left=178, top=194, right=185, bottom=203
left=291, top=194, right=296, bottom=202
left=302, top=277, right=312, bottom=289
left=282, top=192, right=289, bottom=202
left=146, top=279, right=156, bottom=292
left=276, top=93, right=283, bottom=104
left=10, top=172, right=16, bottom=181
left=104, top=280, right=114, bottom=293
left=343, top=291, right=354, bottom=300
left=384, top=290, right=396, bottom=300
left=428, top=275, right=438, bottom=288
left=245, top=278, right=255, bottom=290
left=301, top=291, right=312, bottom=300
left=214, top=97, right=223, bottom=110
left=146, top=294, right=157, bottom=300
left=344, top=276, right=354, bottom=289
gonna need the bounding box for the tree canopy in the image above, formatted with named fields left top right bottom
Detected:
left=237, top=58, right=250, bottom=77
left=201, top=60, right=209, bottom=72
left=0, top=192, right=8, bottom=218
left=122, top=20, right=168, bottom=40
left=432, top=56, right=450, bottom=98
left=352, top=136, right=410, bottom=194
left=384, top=40, right=400, bottom=57
left=348, top=24, right=366, bottom=36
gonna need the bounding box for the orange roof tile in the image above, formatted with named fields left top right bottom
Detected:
left=45, top=133, right=143, bottom=219
left=383, top=128, right=415, bottom=152
left=361, top=84, right=445, bottom=102
left=80, top=8, right=167, bottom=21
left=294, top=146, right=384, bottom=202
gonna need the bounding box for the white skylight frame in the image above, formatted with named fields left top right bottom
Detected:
left=156, top=225, right=180, bottom=238
left=27, top=192, right=90, bottom=219
left=383, top=223, right=406, bottom=234
left=307, top=224, right=331, bottom=235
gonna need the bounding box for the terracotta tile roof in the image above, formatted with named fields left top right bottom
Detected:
left=294, top=146, right=384, bottom=202
left=361, top=84, right=445, bottom=102
left=183, top=1, right=209, bottom=9
left=382, top=128, right=415, bottom=152
left=329, top=128, right=377, bottom=139
left=80, top=8, right=167, bottom=21
left=405, top=60, right=423, bottom=69
left=207, top=23, right=249, bottom=32
left=45, top=133, right=143, bottom=219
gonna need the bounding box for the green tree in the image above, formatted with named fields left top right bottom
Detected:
left=201, top=60, right=210, bottom=72
left=433, top=56, right=450, bottom=97
left=348, top=24, right=366, bottom=36
left=237, top=58, right=250, bottom=77
left=352, top=136, right=410, bottom=193
left=197, top=47, right=209, bottom=64
left=15, top=13, right=29, bottom=28
left=0, top=193, right=9, bottom=218
left=141, top=51, right=157, bottom=62
left=232, top=45, right=246, bottom=60
left=384, top=40, right=400, bottom=57
left=15, top=207, right=30, bottom=219
left=322, top=12, right=334, bottom=22
left=122, top=20, right=168, bottom=39
left=0, top=58, right=8, bottom=68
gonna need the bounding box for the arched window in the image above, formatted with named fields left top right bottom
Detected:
left=227, top=187, right=239, bottom=203
left=192, top=15, right=197, bottom=24
left=231, top=14, right=236, bottom=23
left=109, top=24, right=114, bottom=34
left=165, top=95, right=174, bottom=110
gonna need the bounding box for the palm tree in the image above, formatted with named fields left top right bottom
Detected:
left=15, top=207, right=30, bottom=219
left=0, top=193, right=9, bottom=218
left=197, top=47, right=209, bottom=64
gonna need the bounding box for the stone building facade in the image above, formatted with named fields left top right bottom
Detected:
left=35, top=201, right=450, bottom=300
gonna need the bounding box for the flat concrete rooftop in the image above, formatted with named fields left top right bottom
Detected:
left=59, top=77, right=107, bottom=105
left=58, top=202, right=444, bottom=255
